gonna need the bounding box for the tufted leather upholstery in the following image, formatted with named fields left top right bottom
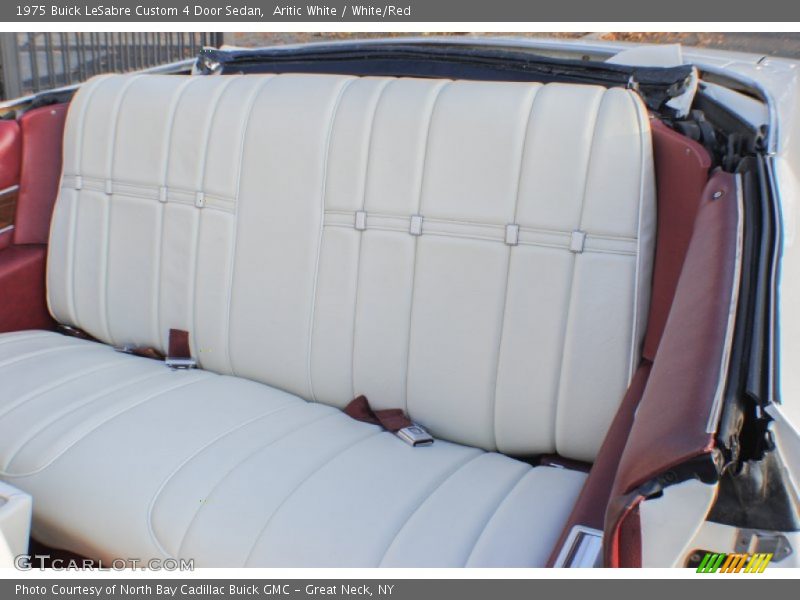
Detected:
left=0, top=73, right=655, bottom=566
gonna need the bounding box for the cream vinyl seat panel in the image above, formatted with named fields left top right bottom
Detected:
left=0, top=73, right=655, bottom=566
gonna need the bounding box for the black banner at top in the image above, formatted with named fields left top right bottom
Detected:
left=3, top=0, right=800, bottom=22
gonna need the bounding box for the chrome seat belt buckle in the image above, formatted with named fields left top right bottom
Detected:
left=396, top=424, right=434, bottom=447
left=165, top=356, right=197, bottom=370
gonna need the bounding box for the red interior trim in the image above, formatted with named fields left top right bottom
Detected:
left=0, top=106, right=66, bottom=335
left=0, top=245, right=54, bottom=333
left=643, top=120, right=712, bottom=360
left=602, top=171, right=740, bottom=566
left=605, top=494, right=644, bottom=568
left=0, top=120, right=22, bottom=190
left=13, top=104, right=68, bottom=245
left=613, top=171, right=737, bottom=494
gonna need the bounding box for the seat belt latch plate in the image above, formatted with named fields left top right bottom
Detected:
left=166, top=328, right=196, bottom=370
left=165, top=356, right=197, bottom=370
left=396, top=424, right=434, bottom=447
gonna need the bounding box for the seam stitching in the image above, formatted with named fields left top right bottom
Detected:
left=154, top=77, right=197, bottom=350
left=0, top=374, right=215, bottom=478
left=403, top=79, right=450, bottom=417
left=348, top=78, right=393, bottom=401
left=167, top=405, right=334, bottom=558
left=2, top=369, right=168, bottom=472
left=306, top=77, right=357, bottom=402
left=462, top=466, right=531, bottom=566
left=550, top=89, right=605, bottom=457
left=242, top=428, right=384, bottom=566
left=490, top=85, right=541, bottom=452
left=189, top=76, right=239, bottom=366
left=377, top=450, right=483, bottom=566
left=63, top=77, right=107, bottom=327
left=223, top=75, right=277, bottom=376
left=100, top=74, right=144, bottom=346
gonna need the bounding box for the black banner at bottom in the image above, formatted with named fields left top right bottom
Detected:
left=3, top=579, right=795, bottom=600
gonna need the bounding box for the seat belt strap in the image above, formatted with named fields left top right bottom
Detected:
left=344, top=395, right=380, bottom=426
left=344, top=395, right=433, bottom=447
left=61, top=323, right=195, bottom=369
left=165, top=328, right=196, bottom=370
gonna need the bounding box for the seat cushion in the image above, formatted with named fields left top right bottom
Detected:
left=0, top=330, right=586, bottom=567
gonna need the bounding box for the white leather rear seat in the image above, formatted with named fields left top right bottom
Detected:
left=0, top=73, right=655, bottom=566
left=0, top=331, right=586, bottom=566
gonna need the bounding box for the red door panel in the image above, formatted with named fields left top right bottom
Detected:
left=0, top=103, right=67, bottom=334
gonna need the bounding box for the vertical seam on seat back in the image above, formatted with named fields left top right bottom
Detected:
left=154, top=77, right=199, bottom=350
left=223, top=75, right=277, bottom=377
left=403, top=80, right=450, bottom=417
left=61, top=76, right=107, bottom=328
left=490, top=85, right=541, bottom=452
left=305, top=76, right=357, bottom=402
left=190, top=76, right=239, bottom=365
left=101, top=74, right=144, bottom=346
left=627, top=90, right=649, bottom=382
left=347, top=78, right=393, bottom=401
left=551, top=89, right=606, bottom=457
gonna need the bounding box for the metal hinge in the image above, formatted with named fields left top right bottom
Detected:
left=734, top=529, right=794, bottom=563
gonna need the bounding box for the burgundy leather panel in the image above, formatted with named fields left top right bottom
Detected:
left=13, top=104, right=68, bottom=245
left=0, top=229, right=12, bottom=251
left=0, top=120, right=22, bottom=190
left=613, top=170, right=737, bottom=493
left=643, top=120, right=712, bottom=360
left=546, top=361, right=651, bottom=567
left=603, top=171, right=739, bottom=567
left=0, top=244, right=55, bottom=333
left=605, top=497, right=643, bottom=568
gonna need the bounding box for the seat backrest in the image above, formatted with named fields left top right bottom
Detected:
left=47, top=74, right=654, bottom=461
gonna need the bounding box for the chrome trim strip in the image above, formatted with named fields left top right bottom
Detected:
left=0, top=185, right=19, bottom=234
left=553, top=525, right=604, bottom=568
left=765, top=156, right=783, bottom=404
